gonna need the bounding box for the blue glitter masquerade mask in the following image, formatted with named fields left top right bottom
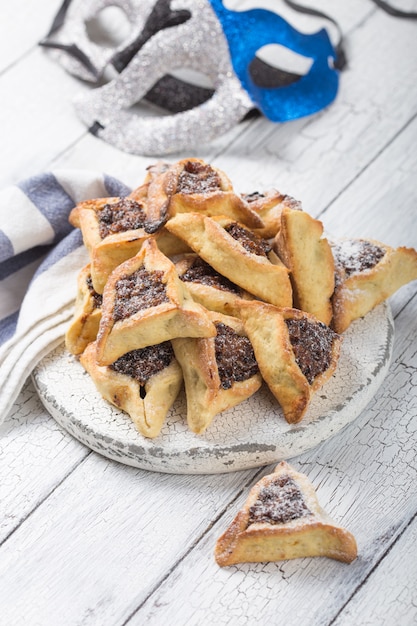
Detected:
left=41, top=0, right=343, bottom=155
left=208, top=0, right=339, bottom=122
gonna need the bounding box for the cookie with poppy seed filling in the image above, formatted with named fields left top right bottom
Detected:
left=80, top=340, right=182, bottom=438
left=147, top=158, right=264, bottom=229
left=239, top=302, right=341, bottom=424
left=331, top=238, right=417, bottom=333
left=241, top=189, right=302, bottom=239
left=165, top=213, right=293, bottom=308
left=175, top=253, right=255, bottom=316
left=69, top=192, right=154, bottom=294
left=215, top=461, right=357, bottom=566
left=274, top=206, right=335, bottom=325
left=172, top=310, right=262, bottom=434
left=65, top=264, right=103, bottom=355
left=96, top=238, right=216, bottom=366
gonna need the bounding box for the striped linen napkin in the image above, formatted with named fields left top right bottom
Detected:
left=0, top=170, right=130, bottom=423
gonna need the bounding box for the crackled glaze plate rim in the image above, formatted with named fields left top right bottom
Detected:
left=32, top=303, right=394, bottom=474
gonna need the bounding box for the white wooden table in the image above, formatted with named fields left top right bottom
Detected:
left=1, top=2, right=417, bottom=624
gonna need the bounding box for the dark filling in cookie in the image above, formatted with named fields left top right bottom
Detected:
left=176, top=160, right=222, bottom=194
left=110, top=341, right=174, bottom=387
left=248, top=475, right=311, bottom=525
left=98, top=198, right=148, bottom=238
left=214, top=322, right=258, bottom=390
left=180, top=257, right=240, bottom=293
left=332, top=239, right=385, bottom=285
left=242, top=191, right=265, bottom=203
left=285, top=317, right=337, bottom=384
left=86, top=275, right=102, bottom=309
left=113, top=268, right=168, bottom=321
left=224, top=222, right=271, bottom=257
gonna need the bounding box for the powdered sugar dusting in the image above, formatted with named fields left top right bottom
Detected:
left=332, top=239, right=385, bottom=285
left=248, top=475, right=311, bottom=525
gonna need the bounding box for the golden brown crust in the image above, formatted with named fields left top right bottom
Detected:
left=239, top=302, right=341, bottom=423
left=147, top=158, right=264, bottom=229
left=65, top=264, right=102, bottom=355
left=242, top=190, right=302, bottom=238
left=69, top=196, right=152, bottom=294
left=215, top=461, right=357, bottom=566
left=174, top=253, right=255, bottom=316
left=96, top=238, right=216, bottom=366
left=80, top=340, right=182, bottom=438
left=331, top=238, right=417, bottom=333
left=172, top=310, right=262, bottom=434
left=274, top=206, right=335, bottom=325
left=165, top=213, right=293, bottom=308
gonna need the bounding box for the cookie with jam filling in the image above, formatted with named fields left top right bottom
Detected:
left=215, top=461, right=357, bottom=566
left=80, top=340, right=182, bottom=439
left=241, top=189, right=302, bottom=239
left=65, top=264, right=103, bottom=355
left=274, top=206, right=335, bottom=325
left=175, top=253, right=255, bottom=316
left=239, top=302, right=341, bottom=424
left=165, top=213, right=293, bottom=308
left=147, top=158, right=264, bottom=229
left=96, top=238, right=216, bottom=366
left=172, top=310, right=262, bottom=434
left=331, top=238, right=417, bottom=333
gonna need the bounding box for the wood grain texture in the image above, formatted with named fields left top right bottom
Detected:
left=0, top=1, right=416, bottom=624
left=122, top=297, right=417, bottom=626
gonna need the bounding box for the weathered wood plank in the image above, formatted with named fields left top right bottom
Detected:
left=0, top=452, right=258, bottom=626
left=0, top=379, right=90, bottom=544
left=332, top=515, right=417, bottom=626
left=126, top=293, right=417, bottom=626
left=0, top=0, right=61, bottom=73
left=0, top=47, right=88, bottom=186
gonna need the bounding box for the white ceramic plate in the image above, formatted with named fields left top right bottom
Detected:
left=32, top=303, right=394, bottom=474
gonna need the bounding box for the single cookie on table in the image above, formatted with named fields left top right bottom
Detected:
left=175, top=253, right=255, bottom=316
left=65, top=264, right=102, bottom=355
left=172, top=310, right=262, bottom=434
left=239, top=302, right=342, bottom=424
left=80, top=340, right=182, bottom=439
left=96, top=237, right=216, bottom=366
left=165, top=213, right=293, bottom=308
left=274, top=206, right=335, bottom=325
left=146, top=158, right=264, bottom=229
left=331, top=238, right=417, bottom=333
left=215, top=461, right=357, bottom=566
left=241, top=189, right=302, bottom=239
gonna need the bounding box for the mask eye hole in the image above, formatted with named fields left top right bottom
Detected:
left=85, top=6, right=132, bottom=48
left=250, top=44, right=313, bottom=88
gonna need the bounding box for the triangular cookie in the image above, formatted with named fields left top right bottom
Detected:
left=96, top=238, right=216, bottom=365
left=69, top=194, right=152, bottom=293
left=241, top=189, right=301, bottom=239
left=274, top=206, right=335, bottom=325
left=147, top=158, right=263, bottom=229
left=331, top=238, right=417, bottom=333
left=175, top=253, right=254, bottom=317
left=215, top=461, right=357, bottom=566
left=172, top=310, right=262, bottom=434
left=65, top=264, right=102, bottom=355
left=80, top=340, right=182, bottom=438
left=239, top=302, right=341, bottom=423
left=166, top=213, right=293, bottom=308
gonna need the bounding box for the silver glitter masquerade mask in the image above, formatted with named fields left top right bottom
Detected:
left=41, top=0, right=341, bottom=155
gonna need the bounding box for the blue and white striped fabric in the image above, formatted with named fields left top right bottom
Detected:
left=0, top=170, right=130, bottom=423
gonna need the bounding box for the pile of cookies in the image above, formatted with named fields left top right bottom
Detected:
left=65, top=158, right=417, bottom=439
